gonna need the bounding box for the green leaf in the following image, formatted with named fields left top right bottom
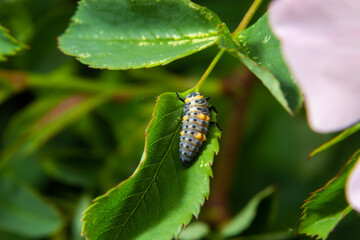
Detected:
left=58, top=0, right=222, bottom=69
left=82, top=91, right=221, bottom=240
left=220, top=186, right=276, bottom=238
left=299, top=150, right=360, bottom=239
left=218, top=13, right=303, bottom=115
left=0, top=25, right=21, bottom=61
left=309, top=122, right=360, bottom=159
left=0, top=173, right=64, bottom=237
left=72, top=195, right=91, bottom=240
left=178, top=222, right=210, bottom=240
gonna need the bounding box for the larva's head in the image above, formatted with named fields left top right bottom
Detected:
left=184, top=92, right=204, bottom=103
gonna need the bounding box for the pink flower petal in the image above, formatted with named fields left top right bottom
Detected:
left=269, top=0, right=360, bottom=133
left=346, top=158, right=360, bottom=212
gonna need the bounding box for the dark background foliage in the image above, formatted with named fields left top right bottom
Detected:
left=0, top=0, right=359, bottom=239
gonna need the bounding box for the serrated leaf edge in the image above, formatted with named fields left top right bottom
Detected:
left=216, top=22, right=294, bottom=115
left=235, top=51, right=294, bottom=115
left=82, top=91, right=219, bottom=240
left=299, top=150, right=360, bottom=239
left=0, top=25, right=22, bottom=61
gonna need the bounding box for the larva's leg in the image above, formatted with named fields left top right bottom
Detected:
left=210, top=121, right=222, bottom=131
left=176, top=92, right=185, bottom=102
left=206, top=96, right=210, bottom=101
left=209, top=106, right=218, bottom=113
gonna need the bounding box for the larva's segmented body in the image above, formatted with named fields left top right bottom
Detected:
left=178, top=92, right=211, bottom=168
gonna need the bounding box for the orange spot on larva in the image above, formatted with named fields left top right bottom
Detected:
left=195, top=132, right=203, bottom=140
left=198, top=113, right=206, bottom=120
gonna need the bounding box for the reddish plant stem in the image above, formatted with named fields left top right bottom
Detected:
left=205, top=68, right=256, bottom=227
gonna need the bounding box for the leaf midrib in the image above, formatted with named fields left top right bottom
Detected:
left=111, top=114, right=182, bottom=239
left=62, top=35, right=219, bottom=43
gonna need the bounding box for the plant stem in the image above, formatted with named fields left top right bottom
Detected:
left=194, top=0, right=263, bottom=91
left=204, top=69, right=256, bottom=226
left=232, top=0, right=264, bottom=35
left=194, top=49, right=225, bottom=92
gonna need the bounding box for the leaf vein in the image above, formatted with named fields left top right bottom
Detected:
left=112, top=114, right=182, bottom=239
left=63, top=35, right=219, bottom=43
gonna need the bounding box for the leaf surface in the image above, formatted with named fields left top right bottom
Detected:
left=0, top=25, right=21, bottom=61
left=0, top=173, right=63, bottom=237
left=299, top=150, right=360, bottom=239
left=218, top=14, right=303, bottom=115
left=58, top=0, right=222, bottom=69
left=82, top=91, right=221, bottom=240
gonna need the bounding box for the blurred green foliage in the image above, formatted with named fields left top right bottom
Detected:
left=0, top=0, right=359, bottom=239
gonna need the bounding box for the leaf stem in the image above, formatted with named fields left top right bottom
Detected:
left=194, top=48, right=225, bottom=91
left=232, top=0, right=263, bottom=35
left=194, top=0, right=263, bottom=91
left=205, top=69, right=256, bottom=226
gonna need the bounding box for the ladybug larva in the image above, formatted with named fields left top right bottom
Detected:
left=176, top=92, right=221, bottom=168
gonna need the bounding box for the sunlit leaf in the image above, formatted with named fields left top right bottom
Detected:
left=0, top=173, right=63, bottom=237
left=220, top=186, right=276, bottom=238
left=309, top=122, right=360, bottom=159
left=218, top=13, right=303, bottom=115
left=82, top=91, right=221, bottom=239
left=0, top=25, right=21, bottom=61
left=59, top=0, right=222, bottom=69
left=299, top=150, right=360, bottom=239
